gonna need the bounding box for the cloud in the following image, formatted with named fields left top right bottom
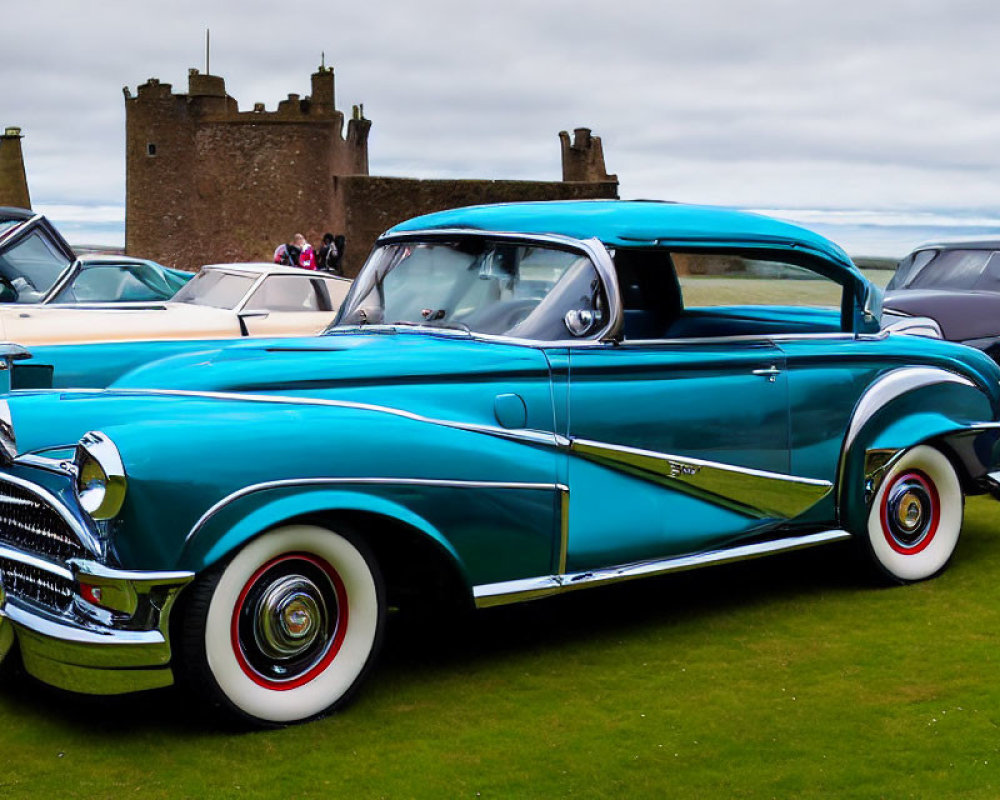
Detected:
left=3, top=0, right=999, bottom=255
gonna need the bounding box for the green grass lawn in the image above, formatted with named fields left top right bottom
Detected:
left=2, top=495, right=999, bottom=798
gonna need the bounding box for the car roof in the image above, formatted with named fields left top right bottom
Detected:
left=387, top=200, right=858, bottom=272
left=201, top=263, right=343, bottom=278
left=909, top=240, right=1000, bottom=252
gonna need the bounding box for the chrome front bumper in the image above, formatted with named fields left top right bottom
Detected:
left=0, top=552, right=193, bottom=694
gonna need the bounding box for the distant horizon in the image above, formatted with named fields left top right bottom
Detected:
left=39, top=203, right=1000, bottom=262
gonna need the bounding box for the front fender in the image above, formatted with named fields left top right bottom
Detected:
left=180, top=485, right=468, bottom=584
left=838, top=366, right=1000, bottom=534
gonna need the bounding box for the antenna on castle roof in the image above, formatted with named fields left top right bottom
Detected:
left=206, top=28, right=210, bottom=75
left=321, top=51, right=326, bottom=70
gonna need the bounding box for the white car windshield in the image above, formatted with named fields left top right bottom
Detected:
left=334, top=239, right=607, bottom=340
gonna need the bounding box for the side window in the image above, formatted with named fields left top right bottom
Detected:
left=615, top=249, right=849, bottom=340
left=243, top=276, right=322, bottom=312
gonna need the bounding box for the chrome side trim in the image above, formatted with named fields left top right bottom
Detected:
left=473, top=529, right=852, bottom=607
left=60, top=387, right=564, bottom=449
left=569, top=438, right=832, bottom=520
left=185, top=477, right=568, bottom=545
left=0, top=472, right=100, bottom=556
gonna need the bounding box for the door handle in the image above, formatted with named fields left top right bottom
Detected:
left=752, top=365, right=781, bottom=382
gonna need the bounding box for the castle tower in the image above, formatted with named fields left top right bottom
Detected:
left=0, top=127, right=31, bottom=209
left=560, top=128, right=617, bottom=183
left=124, top=67, right=370, bottom=269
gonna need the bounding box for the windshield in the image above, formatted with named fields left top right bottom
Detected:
left=888, top=248, right=1000, bottom=291
left=333, top=238, right=607, bottom=340
left=48, top=262, right=184, bottom=303
left=171, top=269, right=257, bottom=309
left=0, top=230, right=71, bottom=302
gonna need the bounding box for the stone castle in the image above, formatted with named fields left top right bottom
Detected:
left=3, top=65, right=619, bottom=274
left=124, top=66, right=618, bottom=274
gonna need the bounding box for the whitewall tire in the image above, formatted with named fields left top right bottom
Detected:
left=184, top=524, right=384, bottom=725
left=866, top=445, right=963, bottom=583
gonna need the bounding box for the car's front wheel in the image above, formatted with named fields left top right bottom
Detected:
left=178, top=524, right=384, bottom=725
left=865, top=445, right=964, bottom=583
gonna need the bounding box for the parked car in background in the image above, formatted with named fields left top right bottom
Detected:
left=0, top=207, right=191, bottom=304
left=0, top=201, right=998, bottom=726
left=42, top=255, right=190, bottom=304
left=0, top=263, right=351, bottom=349
left=883, top=240, right=1000, bottom=360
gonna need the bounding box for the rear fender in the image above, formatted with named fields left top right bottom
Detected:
left=837, top=367, right=999, bottom=534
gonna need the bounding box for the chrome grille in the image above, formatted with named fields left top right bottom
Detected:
left=0, top=480, right=87, bottom=562
left=0, top=557, right=74, bottom=610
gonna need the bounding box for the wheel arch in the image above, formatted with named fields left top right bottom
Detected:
left=180, top=487, right=475, bottom=613
left=836, top=366, right=1000, bottom=534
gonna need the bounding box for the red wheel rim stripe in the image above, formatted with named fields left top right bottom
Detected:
left=880, top=470, right=940, bottom=555
left=230, top=552, right=350, bottom=691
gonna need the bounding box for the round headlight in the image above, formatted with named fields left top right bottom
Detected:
left=74, top=432, right=127, bottom=520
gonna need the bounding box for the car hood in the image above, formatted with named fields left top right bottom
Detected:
left=883, top=289, right=1000, bottom=342
left=110, top=329, right=551, bottom=395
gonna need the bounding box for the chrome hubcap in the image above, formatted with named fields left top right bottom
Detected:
left=235, top=556, right=342, bottom=683
left=885, top=475, right=934, bottom=549
left=255, top=576, right=327, bottom=659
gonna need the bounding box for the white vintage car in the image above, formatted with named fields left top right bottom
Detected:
left=0, top=263, right=351, bottom=345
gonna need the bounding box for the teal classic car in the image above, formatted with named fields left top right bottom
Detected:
left=0, top=200, right=999, bottom=725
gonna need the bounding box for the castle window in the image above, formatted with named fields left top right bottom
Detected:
left=146, top=143, right=157, bottom=156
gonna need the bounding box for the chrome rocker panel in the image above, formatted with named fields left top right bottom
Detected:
left=0, top=547, right=193, bottom=694
left=474, top=528, right=852, bottom=608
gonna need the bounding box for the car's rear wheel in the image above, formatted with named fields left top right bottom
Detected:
left=865, top=445, right=963, bottom=583
left=179, top=524, right=384, bottom=725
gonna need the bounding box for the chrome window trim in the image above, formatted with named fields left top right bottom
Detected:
left=185, top=477, right=569, bottom=545
left=345, top=228, right=624, bottom=342
left=474, top=529, right=852, bottom=607
left=0, top=471, right=101, bottom=557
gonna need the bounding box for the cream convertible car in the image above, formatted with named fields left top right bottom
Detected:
left=0, top=263, right=351, bottom=346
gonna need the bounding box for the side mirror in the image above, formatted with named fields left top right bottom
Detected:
left=564, top=308, right=601, bottom=337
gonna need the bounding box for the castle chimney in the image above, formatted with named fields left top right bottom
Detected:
left=0, top=127, right=31, bottom=209
left=311, top=66, right=335, bottom=115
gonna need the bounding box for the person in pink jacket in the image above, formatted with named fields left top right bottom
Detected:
left=294, top=234, right=317, bottom=270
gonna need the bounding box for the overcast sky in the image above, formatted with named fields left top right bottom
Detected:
left=4, top=0, right=1000, bottom=256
